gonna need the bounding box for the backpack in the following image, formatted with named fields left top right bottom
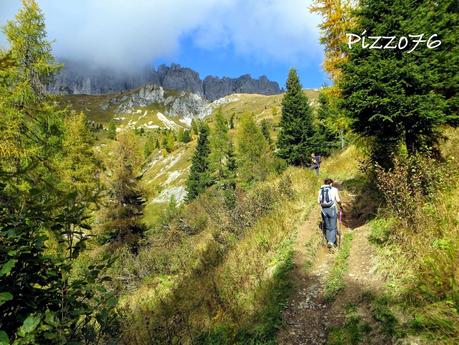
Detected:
left=319, top=185, right=334, bottom=208
left=312, top=155, right=321, bottom=168
left=315, top=155, right=321, bottom=165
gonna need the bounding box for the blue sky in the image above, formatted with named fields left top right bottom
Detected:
left=0, top=0, right=329, bottom=88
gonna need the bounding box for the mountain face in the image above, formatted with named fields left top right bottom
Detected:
left=48, top=60, right=160, bottom=95
left=203, top=74, right=281, bottom=101
left=101, top=84, right=213, bottom=125
left=158, top=64, right=204, bottom=96
left=49, top=61, right=281, bottom=100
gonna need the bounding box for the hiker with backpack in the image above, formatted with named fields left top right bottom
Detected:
left=310, top=152, right=321, bottom=176
left=318, top=178, right=342, bottom=248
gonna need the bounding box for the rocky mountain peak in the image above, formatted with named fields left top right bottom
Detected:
left=49, top=60, right=281, bottom=100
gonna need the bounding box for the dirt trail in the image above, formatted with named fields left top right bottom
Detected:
left=328, top=223, right=389, bottom=345
left=277, top=210, right=337, bottom=345
left=278, top=190, right=385, bottom=344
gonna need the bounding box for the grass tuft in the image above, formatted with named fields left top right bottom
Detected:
left=324, top=233, right=353, bottom=301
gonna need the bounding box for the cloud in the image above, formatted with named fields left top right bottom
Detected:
left=0, top=0, right=322, bottom=70
left=193, top=0, right=323, bottom=65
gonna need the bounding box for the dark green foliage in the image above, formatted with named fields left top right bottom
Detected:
left=177, top=127, right=185, bottom=142
left=182, top=129, right=192, bottom=143
left=144, top=134, right=155, bottom=157
left=340, top=0, right=459, bottom=167
left=277, top=69, right=319, bottom=166
left=165, top=131, right=175, bottom=152
left=186, top=123, right=213, bottom=201
left=371, top=297, right=400, bottom=336
left=260, top=119, right=272, bottom=145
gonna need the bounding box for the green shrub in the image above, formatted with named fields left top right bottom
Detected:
left=368, top=218, right=395, bottom=245
left=375, top=155, right=449, bottom=231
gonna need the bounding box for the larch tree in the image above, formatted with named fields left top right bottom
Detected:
left=0, top=1, right=115, bottom=342
left=56, top=112, right=102, bottom=259
left=99, top=130, right=145, bottom=248
left=237, top=114, right=271, bottom=185
left=316, top=90, right=345, bottom=153
left=310, top=0, right=356, bottom=85
left=210, top=110, right=237, bottom=191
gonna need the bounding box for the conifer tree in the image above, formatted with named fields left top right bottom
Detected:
left=340, top=0, right=459, bottom=167
left=260, top=119, right=272, bottom=145
left=310, top=0, right=356, bottom=84
left=57, top=112, right=102, bottom=259
left=237, top=114, right=271, bottom=185
left=316, top=92, right=343, bottom=153
left=161, top=134, right=168, bottom=152
left=0, top=3, right=67, bottom=335
left=166, top=131, right=175, bottom=152
left=191, top=118, right=199, bottom=135
left=177, top=128, right=184, bottom=142
left=277, top=69, right=318, bottom=166
left=0, top=1, right=115, bottom=342
left=100, top=130, right=145, bottom=247
left=210, top=110, right=237, bottom=190
left=186, top=123, right=213, bottom=201
left=182, top=129, right=191, bottom=143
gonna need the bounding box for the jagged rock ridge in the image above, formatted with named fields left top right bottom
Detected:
left=103, top=84, right=212, bottom=125
left=49, top=61, right=281, bottom=100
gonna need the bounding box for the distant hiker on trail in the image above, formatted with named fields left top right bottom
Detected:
left=318, top=178, right=342, bottom=249
left=310, top=153, right=320, bottom=176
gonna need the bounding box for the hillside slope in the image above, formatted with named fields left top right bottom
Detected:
left=62, top=88, right=320, bottom=226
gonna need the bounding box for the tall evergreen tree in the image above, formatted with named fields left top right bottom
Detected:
left=0, top=2, right=66, bottom=337
left=277, top=69, right=318, bottom=166
left=186, top=123, right=213, bottom=201
left=340, top=0, right=458, bottom=167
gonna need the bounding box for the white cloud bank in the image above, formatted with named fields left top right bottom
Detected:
left=0, top=0, right=322, bottom=70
